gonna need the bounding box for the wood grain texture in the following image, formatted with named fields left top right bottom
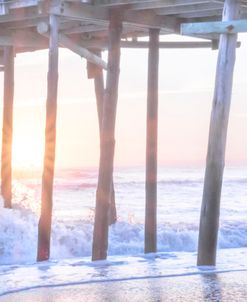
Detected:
left=197, top=0, right=240, bottom=266
left=92, top=10, right=122, bottom=261
left=37, top=15, right=59, bottom=262
left=1, top=46, right=14, bottom=209
left=88, top=56, right=117, bottom=226
left=145, top=28, right=159, bottom=254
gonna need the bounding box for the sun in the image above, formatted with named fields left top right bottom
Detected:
left=12, top=136, right=44, bottom=170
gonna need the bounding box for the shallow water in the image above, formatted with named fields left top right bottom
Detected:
left=0, top=248, right=247, bottom=298
left=2, top=271, right=247, bottom=302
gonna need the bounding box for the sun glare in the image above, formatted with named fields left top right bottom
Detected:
left=12, top=137, right=44, bottom=170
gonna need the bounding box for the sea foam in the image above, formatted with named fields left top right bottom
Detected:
left=1, top=167, right=247, bottom=264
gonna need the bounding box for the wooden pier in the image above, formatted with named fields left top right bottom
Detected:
left=0, top=0, right=246, bottom=265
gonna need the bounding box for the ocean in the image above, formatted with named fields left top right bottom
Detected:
left=1, top=166, right=247, bottom=299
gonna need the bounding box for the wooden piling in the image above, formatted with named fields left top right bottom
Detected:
left=1, top=46, right=14, bottom=209
left=87, top=56, right=117, bottom=226
left=197, top=0, right=240, bottom=266
left=145, top=28, right=160, bottom=254
left=37, top=15, right=59, bottom=262
left=92, top=10, right=122, bottom=261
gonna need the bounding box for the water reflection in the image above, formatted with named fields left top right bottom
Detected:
left=201, top=273, right=222, bottom=302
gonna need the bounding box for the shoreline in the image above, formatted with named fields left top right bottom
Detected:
left=1, top=248, right=247, bottom=301
left=1, top=270, right=247, bottom=301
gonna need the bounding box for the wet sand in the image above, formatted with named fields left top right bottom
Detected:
left=1, top=271, right=247, bottom=302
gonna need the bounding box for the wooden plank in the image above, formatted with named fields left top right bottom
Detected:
left=197, top=0, right=240, bottom=266
left=178, top=9, right=222, bottom=19
left=62, top=23, right=106, bottom=35
left=93, top=0, right=212, bottom=7
left=0, top=33, right=227, bottom=50
left=92, top=10, right=122, bottom=261
left=3, top=34, right=239, bottom=53
left=181, top=19, right=247, bottom=35
left=93, top=0, right=155, bottom=6
left=50, top=2, right=179, bottom=33
left=87, top=55, right=117, bottom=226
left=1, top=16, right=48, bottom=30
left=145, top=28, right=159, bottom=254
left=156, top=3, right=223, bottom=15
left=0, top=30, right=48, bottom=48
left=37, top=14, right=59, bottom=262
left=0, top=6, right=45, bottom=23
left=119, top=40, right=224, bottom=49
left=3, top=37, right=239, bottom=53
left=60, top=19, right=145, bottom=37
left=123, top=9, right=180, bottom=33
left=130, top=0, right=220, bottom=10
left=80, top=39, right=240, bottom=49
left=1, top=46, right=14, bottom=209
left=50, top=3, right=110, bottom=23
left=59, top=33, right=108, bottom=69
left=37, top=22, right=108, bottom=69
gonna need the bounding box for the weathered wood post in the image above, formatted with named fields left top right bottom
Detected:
left=92, top=10, right=122, bottom=261
left=145, top=28, right=160, bottom=253
left=1, top=46, right=14, bottom=209
left=37, top=15, right=59, bottom=261
left=87, top=56, right=117, bottom=226
left=197, top=0, right=240, bottom=266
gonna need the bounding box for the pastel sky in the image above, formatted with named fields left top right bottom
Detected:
left=0, top=34, right=247, bottom=170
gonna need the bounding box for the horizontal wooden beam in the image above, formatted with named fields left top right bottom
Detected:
left=78, top=39, right=223, bottom=49
left=179, top=9, right=222, bottom=19
left=11, top=46, right=48, bottom=54
left=50, top=2, right=180, bottom=33
left=0, top=30, right=48, bottom=48
left=62, top=23, right=107, bottom=34
left=61, top=22, right=146, bottom=38
left=50, top=3, right=109, bottom=23
left=76, top=37, right=239, bottom=50
left=1, top=17, right=48, bottom=30
left=93, top=0, right=155, bottom=6
left=181, top=19, right=247, bottom=35
left=123, top=9, right=180, bottom=32
left=0, top=6, right=46, bottom=23
left=37, top=22, right=108, bottom=69
left=120, top=40, right=223, bottom=49
left=93, top=0, right=215, bottom=7
left=0, top=33, right=240, bottom=52
left=156, top=3, right=223, bottom=16
left=5, top=38, right=232, bottom=53
left=131, top=0, right=224, bottom=11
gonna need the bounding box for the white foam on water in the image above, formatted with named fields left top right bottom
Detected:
left=0, top=198, right=247, bottom=264
left=1, top=167, right=247, bottom=264
left=1, top=167, right=247, bottom=298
